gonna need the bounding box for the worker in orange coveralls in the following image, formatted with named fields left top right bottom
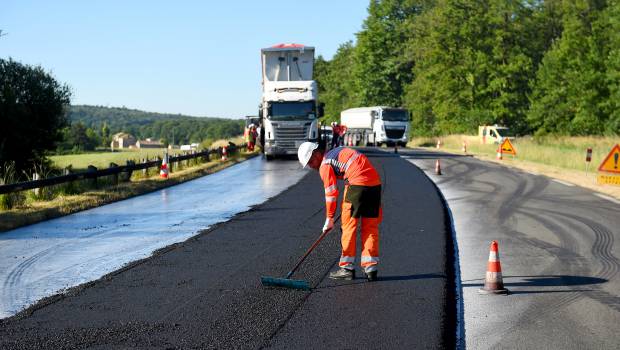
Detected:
left=297, top=142, right=382, bottom=281
left=247, top=125, right=258, bottom=151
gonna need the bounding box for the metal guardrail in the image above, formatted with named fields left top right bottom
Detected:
left=0, top=145, right=244, bottom=195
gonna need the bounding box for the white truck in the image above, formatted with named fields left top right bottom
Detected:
left=259, top=43, right=322, bottom=160
left=340, top=107, right=410, bottom=147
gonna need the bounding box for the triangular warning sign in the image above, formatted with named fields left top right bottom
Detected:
left=498, top=138, right=516, bottom=155
left=598, top=144, right=620, bottom=174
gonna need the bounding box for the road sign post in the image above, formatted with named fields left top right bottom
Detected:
left=586, top=147, right=592, bottom=175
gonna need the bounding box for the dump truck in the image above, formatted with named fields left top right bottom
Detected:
left=340, top=107, right=409, bottom=147
left=259, top=43, right=322, bottom=160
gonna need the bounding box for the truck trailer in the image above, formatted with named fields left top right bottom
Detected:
left=259, top=43, right=322, bottom=160
left=340, top=107, right=410, bottom=147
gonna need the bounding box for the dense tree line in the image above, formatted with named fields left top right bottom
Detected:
left=316, top=0, right=620, bottom=136
left=0, top=58, right=71, bottom=172
left=66, top=105, right=245, bottom=150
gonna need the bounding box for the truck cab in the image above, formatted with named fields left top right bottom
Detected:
left=479, top=125, right=514, bottom=144
left=340, top=107, right=410, bottom=147
left=260, top=44, right=321, bottom=159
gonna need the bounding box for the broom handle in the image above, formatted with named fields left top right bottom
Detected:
left=285, top=214, right=341, bottom=279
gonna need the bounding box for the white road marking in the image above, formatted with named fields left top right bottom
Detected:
left=552, top=179, right=576, bottom=187
left=594, top=193, right=620, bottom=205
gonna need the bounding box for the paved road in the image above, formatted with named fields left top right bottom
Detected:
left=0, top=157, right=307, bottom=319
left=0, top=150, right=455, bottom=349
left=405, top=148, right=620, bottom=349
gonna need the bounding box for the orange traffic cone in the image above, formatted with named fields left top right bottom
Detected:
left=221, top=146, right=228, bottom=161
left=479, top=240, right=509, bottom=295
left=462, top=140, right=467, bottom=153
left=436, top=139, right=442, bottom=149
left=160, top=153, right=169, bottom=179
left=435, top=159, right=442, bottom=175
left=496, top=147, right=503, bottom=160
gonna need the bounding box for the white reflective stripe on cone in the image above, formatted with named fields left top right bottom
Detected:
left=361, top=256, right=379, bottom=264
left=488, top=251, right=498, bottom=262
left=340, top=256, right=355, bottom=263
left=325, top=196, right=337, bottom=202
left=486, top=271, right=502, bottom=281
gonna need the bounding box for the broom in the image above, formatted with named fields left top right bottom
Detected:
left=261, top=214, right=340, bottom=291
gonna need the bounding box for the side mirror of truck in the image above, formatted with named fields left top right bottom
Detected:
left=318, top=103, right=325, bottom=117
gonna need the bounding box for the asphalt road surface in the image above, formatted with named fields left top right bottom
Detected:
left=405, top=148, right=620, bottom=349
left=0, top=157, right=307, bottom=319
left=0, top=149, right=455, bottom=349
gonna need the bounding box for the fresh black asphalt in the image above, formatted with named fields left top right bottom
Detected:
left=0, top=149, right=455, bottom=349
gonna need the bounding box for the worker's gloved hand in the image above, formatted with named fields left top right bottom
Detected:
left=322, top=217, right=334, bottom=233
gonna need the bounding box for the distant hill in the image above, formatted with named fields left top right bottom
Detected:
left=68, top=105, right=244, bottom=145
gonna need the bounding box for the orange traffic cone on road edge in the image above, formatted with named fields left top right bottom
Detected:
left=436, top=139, right=442, bottom=149
left=479, top=240, right=509, bottom=295
left=221, top=146, right=228, bottom=161
left=435, top=159, right=442, bottom=175
left=496, top=147, right=503, bottom=160
left=160, top=154, right=169, bottom=179
left=462, top=140, right=467, bottom=153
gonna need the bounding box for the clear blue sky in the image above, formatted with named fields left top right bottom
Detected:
left=1, top=1, right=368, bottom=118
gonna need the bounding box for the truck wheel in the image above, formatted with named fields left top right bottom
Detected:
left=265, top=154, right=274, bottom=161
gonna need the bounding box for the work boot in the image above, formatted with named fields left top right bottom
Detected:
left=329, top=268, right=355, bottom=280
left=365, top=270, right=378, bottom=282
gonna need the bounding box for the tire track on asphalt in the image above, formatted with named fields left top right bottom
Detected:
left=532, top=208, right=619, bottom=281
left=510, top=205, right=619, bottom=313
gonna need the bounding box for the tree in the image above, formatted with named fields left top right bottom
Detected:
left=0, top=58, right=71, bottom=172
left=606, top=0, right=620, bottom=134
left=100, top=122, right=110, bottom=147
left=353, top=0, right=427, bottom=107
left=404, top=0, right=543, bottom=135
left=315, top=42, right=359, bottom=122
left=528, top=0, right=615, bottom=135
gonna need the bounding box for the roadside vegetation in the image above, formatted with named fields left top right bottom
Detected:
left=50, top=148, right=175, bottom=171
left=409, top=135, right=620, bottom=198
left=316, top=1, right=619, bottom=138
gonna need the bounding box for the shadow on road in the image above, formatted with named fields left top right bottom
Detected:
left=314, top=273, right=446, bottom=290
left=461, top=275, right=607, bottom=288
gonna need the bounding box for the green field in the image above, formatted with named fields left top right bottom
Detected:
left=50, top=149, right=170, bottom=170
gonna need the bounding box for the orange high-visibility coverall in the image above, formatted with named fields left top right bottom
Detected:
left=319, top=147, right=382, bottom=272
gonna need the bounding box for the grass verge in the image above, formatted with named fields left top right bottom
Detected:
left=0, top=151, right=258, bottom=232
left=408, top=135, right=620, bottom=199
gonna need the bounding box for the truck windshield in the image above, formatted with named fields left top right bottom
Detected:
left=381, top=109, right=409, bottom=121
left=270, top=102, right=316, bottom=120
left=496, top=128, right=515, bottom=137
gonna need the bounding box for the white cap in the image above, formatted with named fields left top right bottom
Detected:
left=297, top=142, right=319, bottom=168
